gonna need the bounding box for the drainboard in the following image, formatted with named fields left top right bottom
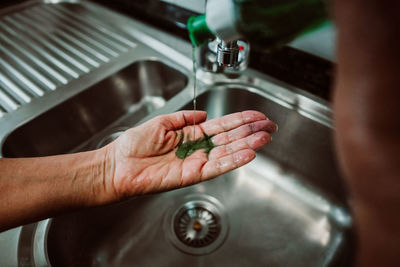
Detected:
left=0, top=1, right=138, bottom=118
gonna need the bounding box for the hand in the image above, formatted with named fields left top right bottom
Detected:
left=101, top=110, right=277, bottom=201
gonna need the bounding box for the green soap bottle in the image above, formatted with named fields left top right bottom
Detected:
left=188, top=0, right=329, bottom=48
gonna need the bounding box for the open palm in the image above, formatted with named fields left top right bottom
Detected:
left=106, top=110, right=276, bottom=199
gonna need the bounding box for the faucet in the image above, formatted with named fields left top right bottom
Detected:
left=196, top=37, right=249, bottom=73
left=217, top=40, right=240, bottom=67
left=187, top=0, right=251, bottom=74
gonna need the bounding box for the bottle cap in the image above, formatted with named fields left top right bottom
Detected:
left=187, top=15, right=214, bottom=46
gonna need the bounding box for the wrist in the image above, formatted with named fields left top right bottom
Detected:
left=86, top=145, right=117, bottom=206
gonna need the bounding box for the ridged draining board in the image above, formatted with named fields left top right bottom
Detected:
left=0, top=1, right=137, bottom=118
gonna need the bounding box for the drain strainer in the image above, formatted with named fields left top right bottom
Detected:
left=174, top=206, right=220, bottom=247
left=166, top=195, right=228, bottom=255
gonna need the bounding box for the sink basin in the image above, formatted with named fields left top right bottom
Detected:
left=2, top=60, right=188, bottom=157
left=0, top=55, right=354, bottom=265
left=13, top=83, right=350, bottom=266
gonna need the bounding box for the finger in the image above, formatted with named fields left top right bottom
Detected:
left=159, top=110, right=207, bottom=130
left=211, top=120, right=276, bottom=146
left=209, top=131, right=271, bottom=160
left=200, top=111, right=266, bottom=136
left=201, top=149, right=256, bottom=180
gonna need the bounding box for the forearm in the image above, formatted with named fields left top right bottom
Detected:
left=333, top=0, right=400, bottom=132
left=333, top=0, right=400, bottom=266
left=334, top=0, right=400, bottom=209
left=0, top=147, right=113, bottom=232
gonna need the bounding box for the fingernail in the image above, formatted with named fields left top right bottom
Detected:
left=275, top=124, right=279, bottom=132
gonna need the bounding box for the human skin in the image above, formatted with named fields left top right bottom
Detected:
left=333, top=0, right=400, bottom=266
left=0, top=110, right=276, bottom=232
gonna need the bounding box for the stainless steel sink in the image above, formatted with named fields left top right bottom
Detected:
left=40, top=85, right=353, bottom=267
left=2, top=60, right=188, bottom=157
left=0, top=1, right=354, bottom=266
left=4, top=81, right=354, bottom=266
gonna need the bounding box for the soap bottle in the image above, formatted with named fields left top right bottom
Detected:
left=188, top=0, right=329, bottom=49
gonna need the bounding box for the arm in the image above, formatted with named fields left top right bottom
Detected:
left=0, top=150, right=110, bottom=232
left=333, top=1, right=400, bottom=266
left=0, top=110, right=276, bottom=232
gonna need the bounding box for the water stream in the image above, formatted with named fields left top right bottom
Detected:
left=192, top=46, right=197, bottom=139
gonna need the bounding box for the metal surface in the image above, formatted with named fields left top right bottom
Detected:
left=2, top=60, right=188, bottom=157
left=0, top=1, right=354, bottom=266
left=166, top=195, right=229, bottom=256
left=198, top=39, right=249, bottom=73
left=217, top=40, right=239, bottom=67
left=174, top=206, right=220, bottom=248
left=0, top=1, right=137, bottom=118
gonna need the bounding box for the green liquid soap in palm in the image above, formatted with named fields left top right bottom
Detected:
left=176, top=134, right=214, bottom=159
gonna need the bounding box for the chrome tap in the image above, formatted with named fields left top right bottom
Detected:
left=187, top=7, right=249, bottom=74
left=217, top=40, right=239, bottom=67
left=197, top=38, right=249, bottom=73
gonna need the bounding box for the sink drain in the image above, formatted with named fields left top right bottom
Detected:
left=166, top=195, right=228, bottom=255
left=174, top=206, right=220, bottom=247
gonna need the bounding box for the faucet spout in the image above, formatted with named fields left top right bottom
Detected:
left=217, top=40, right=240, bottom=67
